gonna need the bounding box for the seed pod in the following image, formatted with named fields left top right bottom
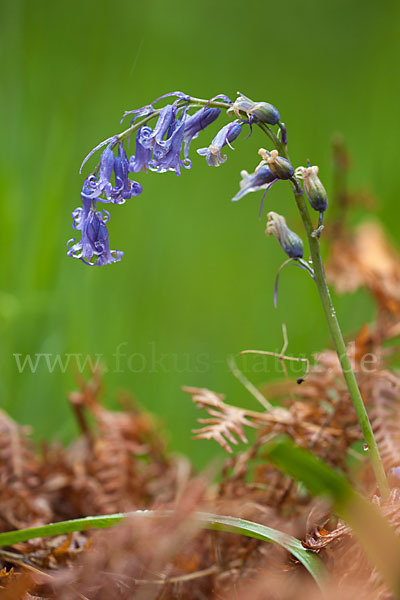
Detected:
left=295, top=165, right=328, bottom=213
left=266, top=212, right=304, bottom=259
left=232, top=93, right=280, bottom=125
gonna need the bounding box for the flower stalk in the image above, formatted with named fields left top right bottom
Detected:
left=236, top=104, right=389, bottom=497
left=292, top=189, right=389, bottom=498
left=226, top=96, right=388, bottom=496
left=205, top=95, right=389, bottom=497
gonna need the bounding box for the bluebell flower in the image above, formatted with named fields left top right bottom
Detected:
left=197, top=121, right=242, bottom=167
left=129, top=126, right=153, bottom=173
left=72, top=183, right=92, bottom=232
left=111, top=144, right=142, bottom=204
left=149, top=119, right=189, bottom=175
left=93, top=215, right=124, bottom=266
left=232, top=165, right=277, bottom=202
left=79, top=180, right=96, bottom=207
left=84, top=144, right=115, bottom=202
left=146, top=104, right=176, bottom=159
left=139, top=104, right=190, bottom=172
left=183, top=107, right=221, bottom=158
left=67, top=204, right=123, bottom=266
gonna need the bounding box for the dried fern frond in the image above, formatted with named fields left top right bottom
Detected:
left=183, top=386, right=258, bottom=453
left=0, top=410, right=38, bottom=484
left=63, top=372, right=180, bottom=514
left=184, top=377, right=358, bottom=463
left=0, top=411, right=51, bottom=531
left=302, top=491, right=400, bottom=600
left=303, top=523, right=350, bottom=551
left=32, top=372, right=189, bottom=522
left=327, top=222, right=400, bottom=325
left=368, top=370, right=400, bottom=472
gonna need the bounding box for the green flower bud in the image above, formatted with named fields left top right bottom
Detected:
left=295, top=165, right=328, bottom=213
left=232, top=92, right=280, bottom=125
left=266, top=212, right=304, bottom=259
left=258, top=148, right=294, bottom=180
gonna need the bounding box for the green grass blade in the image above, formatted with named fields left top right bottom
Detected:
left=0, top=514, right=125, bottom=545
left=195, top=512, right=325, bottom=584
left=0, top=509, right=325, bottom=587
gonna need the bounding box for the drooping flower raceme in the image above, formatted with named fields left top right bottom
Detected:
left=197, top=120, right=242, bottom=167
left=146, top=104, right=176, bottom=161
left=70, top=90, right=310, bottom=266
left=149, top=117, right=189, bottom=175
left=69, top=95, right=232, bottom=265
left=129, top=127, right=153, bottom=173
left=84, top=144, right=114, bottom=201
left=183, top=107, right=221, bottom=158
left=111, top=144, right=142, bottom=204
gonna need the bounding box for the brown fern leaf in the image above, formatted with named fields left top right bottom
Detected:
left=0, top=570, right=36, bottom=600
left=308, top=491, right=400, bottom=600
left=48, top=377, right=135, bottom=516
left=0, top=567, right=16, bottom=591
left=216, top=436, right=310, bottom=522
left=0, top=411, right=51, bottom=531
left=327, top=222, right=400, bottom=332
left=0, top=411, right=38, bottom=484
left=183, top=386, right=258, bottom=453
left=184, top=371, right=359, bottom=466
left=303, top=523, right=350, bottom=550
left=282, top=350, right=362, bottom=468
left=368, top=370, right=400, bottom=472
left=57, top=373, right=185, bottom=516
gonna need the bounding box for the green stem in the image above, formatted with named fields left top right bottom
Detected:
left=255, top=124, right=389, bottom=497
left=293, top=190, right=389, bottom=498
left=257, top=122, right=286, bottom=157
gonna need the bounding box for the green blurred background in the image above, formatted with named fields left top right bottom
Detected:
left=1, top=0, right=400, bottom=468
